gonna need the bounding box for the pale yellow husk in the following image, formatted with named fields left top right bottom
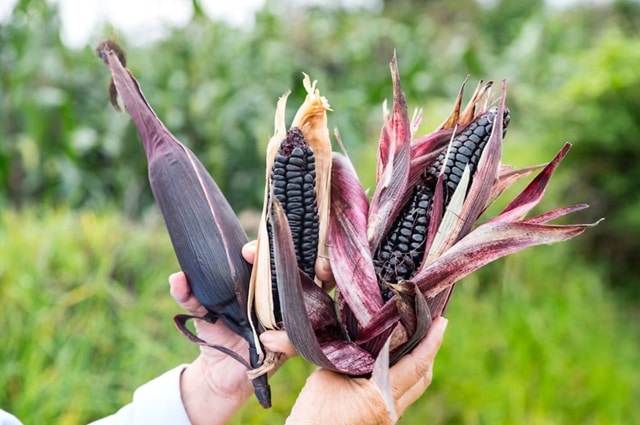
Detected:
left=249, top=74, right=332, bottom=331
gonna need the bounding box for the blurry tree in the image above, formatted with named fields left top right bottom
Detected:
left=614, top=0, right=640, bottom=32
left=0, top=0, right=152, bottom=213
left=543, top=29, right=640, bottom=295
left=0, top=0, right=493, bottom=214
left=2, top=0, right=639, bottom=295
left=480, top=0, right=545, bottom=52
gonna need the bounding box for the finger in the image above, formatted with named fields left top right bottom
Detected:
left=390, top=316, right=447, bottom=400
left=169, top=271, right=208, bottom=317
left=395, top=364, right=434, bottom=414
left=259, top=330, right=298, bottom=357
left=315, top=256, right=332, bottom=281
left=169, top=272, right=191, bottom=303
left=242, top=240, right=258, bottom=264
left=315, top=256, right=335, bottom=291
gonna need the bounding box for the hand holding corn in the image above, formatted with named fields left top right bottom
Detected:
left=285, top=316, right=448, bottom=425
left=169, top=242, right=295, bottom=425
left=172, top=241, right=447, bottom=425
left=98, top=38, right=597, bottom=421
left=170, top=271, right=253, bottom=425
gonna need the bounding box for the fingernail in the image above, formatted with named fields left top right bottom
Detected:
left=168, top=272, right=181, bottom=285
left=259, top=332, right=276, bottom=345
left=436, top=316, right=448, bottom=332
left=316, top=256, right=332, bottom=275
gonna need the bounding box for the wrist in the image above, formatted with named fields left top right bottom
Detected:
left=180, top=355, right=249, bottom=425
left=286, top=369, right=395, bottom=425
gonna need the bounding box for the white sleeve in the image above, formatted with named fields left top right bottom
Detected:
left=0, top=409, right=23, bottom=425
left=89, top=365, right=191, bottom=425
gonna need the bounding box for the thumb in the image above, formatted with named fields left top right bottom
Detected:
left=390, top=316, right=447, bottom=407
left=260, top=330, right=298, bottom=357
left=169, top=271, right=208, bottom=317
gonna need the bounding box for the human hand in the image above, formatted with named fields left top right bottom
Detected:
left=171, top=240, right=335, bottom=424
left=241, top=241, right=334, bottom=359
left=170, top=270, right=252, bottom=425
left=285, top=316, right=448, bottom=425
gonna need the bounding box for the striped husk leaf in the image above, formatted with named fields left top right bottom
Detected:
left=373, top=106, right=511, bottom=300
left=96, top=41, right=270, bottom=408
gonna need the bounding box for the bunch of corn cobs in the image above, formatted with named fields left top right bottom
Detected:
left=97, top=41, right=595, bottom=409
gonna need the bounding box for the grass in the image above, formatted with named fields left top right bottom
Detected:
left=419, top=249, right=640, bottom=424
left=0, top=208, right=192, bottom=423
left=1, top=208, right=638, bottom=424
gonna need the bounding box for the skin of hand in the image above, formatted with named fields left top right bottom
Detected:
left=170, top=271, right=252, bottom=425
left=170, top=240, right=313, bottom=424
left=285, top=316, right=448, bottom=425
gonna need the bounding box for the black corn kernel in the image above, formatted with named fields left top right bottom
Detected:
left=268, top=127, right=321, bottom=320
left=372, top=107, right=510, bottom=301
left=373, top=184, right=434, bottom=300
left=428, top=107, right=510, bottom=195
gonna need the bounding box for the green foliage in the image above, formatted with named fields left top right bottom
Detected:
left=539, top=29, right=640, bottom=292
left=2, top=0, right=640, bottom=423
left=0, top=0, right=138, bottom=210
left=0, top=0, right=547, bottom=213
left=0, top=208, right=190, bottom=422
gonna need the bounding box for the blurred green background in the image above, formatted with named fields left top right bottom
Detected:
left=1, top=0, right=639, bottom=423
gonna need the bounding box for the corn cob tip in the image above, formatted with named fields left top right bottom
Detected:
left=96, top=40, right=126, bottom=66
left=95, top=40, right=128, bottom=111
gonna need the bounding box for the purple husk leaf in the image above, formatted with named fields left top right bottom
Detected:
left=329, top=154, right=383, bottom=328
left=492, top=143, right=572, bottom=223
left=416, top=219, right=592, bottom=300
left=358, top=131, right=595, bottom=334
left=415, top=140, right=594, bottom=314
left=271, top=199, right=376, bottom=375
left=524, top=204, right=591, bottom=225
left=486, top=164, right=543, bottom=209
left=368, top=55, right=412, bottom=252
left=375, top=53, right=408, bottom=181
left=454, top=82, right=508, bottom=238
left=358, top=201, right=594, bottom=337
left=388, top=281, right=432, bottom=365
left=97, top=42, right=270, bottom=406
left=355, top=300, right=400, bottom=345
left=422, top=83, right=508, bottom=313
left=370, top=338, right=397, bottom=423
left=436, top=78, right=468, bottom=131
left=97, top=44, right=251, bottom=318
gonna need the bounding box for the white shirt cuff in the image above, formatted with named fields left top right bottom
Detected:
left=89, top=364, right=191, bottom=425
